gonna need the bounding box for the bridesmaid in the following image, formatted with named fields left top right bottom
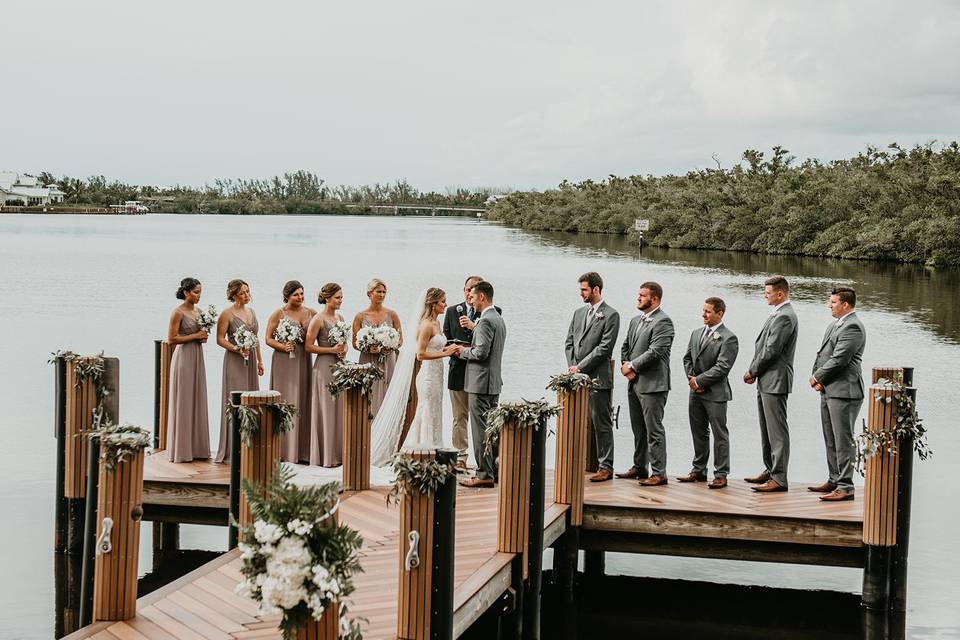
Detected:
left=165, top=277, right=211, bottom=462
left=215, top=279, right=263, bottom=463
left=265, top=280, right=316, bottom=464
left=351, top=278, right=403, bottom=416
left=306, top=282, right=348, bottom=467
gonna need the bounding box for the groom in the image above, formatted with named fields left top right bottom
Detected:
left=451, top=280, right=506, bottom=488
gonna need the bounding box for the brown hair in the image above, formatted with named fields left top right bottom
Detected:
left=832, top=286, right=856, bottom=307
left=226, top=279, right=248, bottom=302
left=421, top=288, right=446, bottom=320
left=366, top=278, right=386, bottom=294
left=318, top=282, right=341, bottom=305
left=641, top=281, right=663, bottom=300
left=464, top=275, right=483, bottom=286
left=282, top=280, right=303, bottom=303
left=579, top=271, right=603, bottom=291
left=176, top=277, right=200, bottom=300
left=705, top=296, right=726, bottom=314
left=764, top=275, right=789, bottom=293
left=472, top=280, right=494, bottom=301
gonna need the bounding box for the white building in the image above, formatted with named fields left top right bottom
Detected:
left=0, top=172, right=66, bottom=206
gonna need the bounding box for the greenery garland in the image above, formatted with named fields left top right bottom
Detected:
left=49, top=350, right=113, bottom=411
left=545, top=372, right=600, bottom=392
left=237, top=463, right=364, bottom=640
left=228, top=402, right=298, bottom=446
left=386, top=453, right=457, bottom=505
left=483, top=399, right=561, bottom=457
left=327, top=362, right=384, bottom=398
left=856, top=378, right=932, bottom=474
left=89, top=422, right=151, bottom=472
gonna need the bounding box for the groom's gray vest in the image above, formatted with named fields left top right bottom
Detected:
left=462, top=308, right=506, bottom=395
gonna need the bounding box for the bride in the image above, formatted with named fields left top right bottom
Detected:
left=370, top=288, right=457, bottom=465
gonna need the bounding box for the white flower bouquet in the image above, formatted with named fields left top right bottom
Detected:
left=236, top=465, right=363, bottom=639
left=274, top=317, right=303, bottom=359
left=327, top=320, right=351, bottom=347
left=197, top=304, right=218, bottom=332
left=233, top=322, right=258, bottom=364
left=356, top=326, right=401, bottom=363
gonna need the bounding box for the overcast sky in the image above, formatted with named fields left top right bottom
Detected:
left=2, top=1, right=959, bottom=191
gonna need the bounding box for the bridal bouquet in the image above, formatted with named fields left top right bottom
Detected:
left=274, top=317, right=303, bottom=359
left=356, top=326, right=401, bottom=364
left=197, top=304, right=218, bottom=332
left=327, top=320, right=351, bottom=348
left=233, top=322, right=258, bottom=364
left=236, top=465, right=364, bottom=639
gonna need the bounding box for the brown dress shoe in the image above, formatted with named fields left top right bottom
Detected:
left=819, top=489, right=854, bottom=501
left=615, top=467, right=648, bottom=480
left=744, top=470, right=771, bottom=484
left=638, top=475, right=668, bottom=486
left=676, top=471, right=708, bottom=483
left=459, top=477, right=495, bottom=488
left=708, top=477, right=728, bottom=489
left=590, top=469, right=613, bottom=482
left=751, top=479, right=787, bottom=492
left=808, top=481, right=837, bottom=493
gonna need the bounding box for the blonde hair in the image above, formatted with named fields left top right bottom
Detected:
left=226, top=279, right=248, bottom=302
left=318, top=282, right=341, bottom=305
left=421, top=288, right=446, bottom=321
left=366, top=278, right=386, bottom=294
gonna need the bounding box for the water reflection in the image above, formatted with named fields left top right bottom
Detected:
left=528, top=230, right=960, bottom=343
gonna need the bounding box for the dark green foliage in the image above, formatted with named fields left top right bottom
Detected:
left=487, top=143, right=960, bottom=267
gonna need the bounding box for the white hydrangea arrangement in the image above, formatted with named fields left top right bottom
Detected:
left=197, top=305, right=218, bottom=332
left=355, top=326, right=400, bottom=364
left=274, top=317, right=303, bottom=359
left=235, top=464, right=364, bottom=639
left=326, top=320, right=351, bottom=347
left=233, top=322, right=258, bottom=364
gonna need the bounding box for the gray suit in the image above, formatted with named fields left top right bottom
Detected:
left=565, top=300, right=621, bottom=471
left=747, top=301, right=798, bottom=486
left=682, top=323, right=739, bottom=477
left=460, top=306, right=507, bottom=481
left=620, top=307, right=674, bottom=477
left=812, top=311, right=865, bottom=492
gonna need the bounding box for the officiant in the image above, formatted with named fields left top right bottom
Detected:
left=443, top=275, right=501, bottom=471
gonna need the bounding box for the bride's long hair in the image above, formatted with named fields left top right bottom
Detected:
left=421, top=287, right=445, bottom=322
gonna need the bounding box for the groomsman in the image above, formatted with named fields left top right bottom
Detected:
left=443, top=275, right=483, bottom=470
left=743, top=275, right=798, bottom=493
left=680, top=297, right=739, bottom=489
left=809, top=286, right=865, bottom=502
left=617, top=282, right=675, bottom=486
left=564, top=272, right=621, bottom=482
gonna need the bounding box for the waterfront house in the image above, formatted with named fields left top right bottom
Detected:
left=0, top=172, right=66, bottom=206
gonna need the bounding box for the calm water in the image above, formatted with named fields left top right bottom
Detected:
left=1, top=215, right=957, bottom=639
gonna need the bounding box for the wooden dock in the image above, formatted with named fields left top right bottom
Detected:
left=60, top=450, right=865, bottom=639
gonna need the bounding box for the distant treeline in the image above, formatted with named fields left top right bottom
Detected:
left=487, top=143, right=960, bottom=267
left=34, top=169, right=503, bottom=215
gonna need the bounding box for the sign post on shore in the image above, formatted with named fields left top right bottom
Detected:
left=634, top=218, right=649, bottom=253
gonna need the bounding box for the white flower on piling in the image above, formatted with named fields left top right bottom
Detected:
left=254, top=520, right=283, bottom=544
left=287, top=518, right=312, bottom=536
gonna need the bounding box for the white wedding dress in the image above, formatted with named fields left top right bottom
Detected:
left=405, top=333, right=446, bottom=448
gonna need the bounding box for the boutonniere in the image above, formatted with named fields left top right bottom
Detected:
left=594, top=311, right=604, bottom=320
left=712, top=332, right=721, bottom=341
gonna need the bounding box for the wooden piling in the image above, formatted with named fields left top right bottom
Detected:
left=342, top=387, right=371, bottom=491
left=862, top=367, right=917, bottom=615
left=497, top=419, right=533, bottom=577
left=295, top=606, right=340, bottom=639
left=397, top=450, right=436, bottom=640
left=584, top=412, right=599, bottom=474
left=154, top=340, right=173, bottom=450
left=228, top=390, right=242, bottom=549
left=92, top=447, right=145, bottom=621
left=238, top=390, right=283, bottom=529
left=523, top=419, right=547, bottom=640
left=553, top=386, right=588, bottom=526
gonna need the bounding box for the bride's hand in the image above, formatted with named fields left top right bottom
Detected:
left=441, top=345, right=458, bottom=357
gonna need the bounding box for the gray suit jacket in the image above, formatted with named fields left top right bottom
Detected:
left=460, top=307, right=506, bottom=396
left=620, top=307, right=674, bottom=393
left=682, top=324, right=739, bottom=402
left=564, top=301, right=620, bottom=389
left=812, top=312, right=865, bottom=400
left=748, top=302, right=798, bottom=395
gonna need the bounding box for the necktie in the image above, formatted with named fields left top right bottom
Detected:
left=700, top=327, right=713, bottom=345
left=587, top=306, right=595, bottom=323
left=468, top=306, right=477, bottom=321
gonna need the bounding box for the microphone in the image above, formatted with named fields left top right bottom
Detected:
left=457, top=305, right=465, bottom=317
